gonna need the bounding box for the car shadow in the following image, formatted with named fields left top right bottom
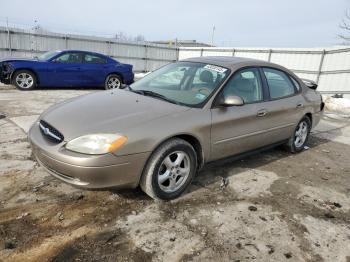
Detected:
left=192, top=135, right=329, bottom=189
left=33, top=86, right=102, bottom=91
left=113, top=134, right=332, bottom=201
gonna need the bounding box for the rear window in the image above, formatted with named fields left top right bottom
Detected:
left=84, top=54, right=106, bottom=64
left=263, top=68, right=296, bottom=99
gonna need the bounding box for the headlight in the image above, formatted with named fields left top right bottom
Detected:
left=66, top=134, right=127, bottom=155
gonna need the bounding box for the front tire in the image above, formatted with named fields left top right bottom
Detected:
left=286, top=116, right=311, bottom=153
left=12, top=70, right=37, bottom=90
left=140, top=138, right=197, bottom=200
left=105, top=74, right=122, bottom=90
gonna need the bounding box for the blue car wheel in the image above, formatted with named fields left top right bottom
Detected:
left=13, top=70, right=37, bottom=90
left=105, top=74, right=122, bottom=90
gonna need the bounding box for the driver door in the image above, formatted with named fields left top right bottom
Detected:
left=48, top=52, right=85, bottom=86
left=210, top=67, right=272, bottom=161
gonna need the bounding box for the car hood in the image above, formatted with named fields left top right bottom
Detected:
left=40, top=89, right=190, bottom=141
left=0, top=57, right=39, bottom=63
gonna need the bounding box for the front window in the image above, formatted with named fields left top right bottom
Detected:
left=37, top=51, right=60, bottom=61
left=130, top=62, right=230, bottom=107
left=222, top=68, right=263, bottom=104
left=53, top=53, right=82, bottom=63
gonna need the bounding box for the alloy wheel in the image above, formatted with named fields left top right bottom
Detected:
left=15, top=73, right=34, bottom=89
left=158, top=151, right=191, bottom=193
left=294, top=121, right=308, bottom=148
left=107, top=76, right=121, bottom=89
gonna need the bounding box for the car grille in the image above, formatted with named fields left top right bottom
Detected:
left=39, top=120, right=64, bottom=143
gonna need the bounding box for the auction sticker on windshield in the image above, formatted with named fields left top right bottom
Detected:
left=204, top=64, right=227, bottom=73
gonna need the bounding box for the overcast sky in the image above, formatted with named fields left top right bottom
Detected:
left=0, top=0, right=349, bottom=47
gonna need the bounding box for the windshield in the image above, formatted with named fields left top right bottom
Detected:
left=37, top=51, right=60, bottom=61
left=130, top=62, right=230, bottom=107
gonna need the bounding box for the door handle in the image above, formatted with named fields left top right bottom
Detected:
left=296, top=103, right=304, bottom=108
left=257, top=109, right=267, bottom=117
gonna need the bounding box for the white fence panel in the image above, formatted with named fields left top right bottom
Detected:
left=322, top=50, right=350, bottom=71
left=0, top=27, right=178, bottom=72
left=294, top=72, right=318, bottom=82
left=2, top=27, right=350, bottom=93
left=235, top=51, right=269, bottom=60
left=318, top=73, right=350, bottom=93
left=178, top=49, right=201, bottom=60
left=270, top=53, right=321, bottom=71
left=202, top=50, right=231, bottom=56
left=179, top=47, right=350, bottom=94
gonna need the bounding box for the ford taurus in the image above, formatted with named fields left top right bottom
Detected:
left=29, top=57, right=324, bottom=200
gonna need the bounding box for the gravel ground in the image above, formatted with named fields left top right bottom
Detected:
left=0, top=86, right=350, bottom=262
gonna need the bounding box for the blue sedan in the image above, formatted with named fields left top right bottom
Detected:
left=0, top=50, right=134, bottom=90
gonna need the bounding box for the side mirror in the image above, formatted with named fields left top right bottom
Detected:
left=218, top=95, right=244, bottom=107
left=301, top=78, right=318, bottom=90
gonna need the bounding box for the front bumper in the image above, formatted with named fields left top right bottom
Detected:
left=28, top=121, right=150, bottom=189
left=0, top=62, right=12, bottom=84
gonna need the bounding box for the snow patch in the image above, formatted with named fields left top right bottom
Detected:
left=116, top=205, right=205, bottom=261
left=295, top=215, right=350, bottom=262
left=228, top=169, right=279, bottom=198
left=10, top=115, right=39, bottom=133
left=323, top=96, right=350, bottom=115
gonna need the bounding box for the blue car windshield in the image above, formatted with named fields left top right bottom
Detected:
left=37, top=51, right=60, bottom=61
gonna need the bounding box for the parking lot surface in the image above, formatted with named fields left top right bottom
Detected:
left=0, top=86, right=350, bottom=262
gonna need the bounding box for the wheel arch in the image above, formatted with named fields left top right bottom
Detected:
left=11, top=68, right=40, bottom=85
left=149, top=133, right=205, bottom=171
left=106, top=72, right=124, bottom=83
left=304, top=112, right=312, bottom=126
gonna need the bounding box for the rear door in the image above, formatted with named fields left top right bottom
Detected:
left=49, top=52, right=85, bottom=86
left=210, top=67, right=272, bottom=160
left=257, top=67, right=305, bottom=143
left=81, top=53, right=108, bottom=86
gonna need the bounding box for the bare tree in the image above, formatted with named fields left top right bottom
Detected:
left=134, top=34, right=145, bottom=42
left=115, top=31, right=146, bottom=42
left=339, top=10, right=350, bottom=42
left=115, top=31, right=129, bottom=41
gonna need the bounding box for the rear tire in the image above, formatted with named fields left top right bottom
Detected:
left=140, top=138, right=197, bottom=200
left=12, top=70, right=37, bottom=90
left=105, top=74, right=122, bottom=90
left=285, top=116, right=311, bottom=153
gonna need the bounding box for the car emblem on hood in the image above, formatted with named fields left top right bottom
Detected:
left=43, top=127, right=49, bottom=135
left=39, top=122, right=63, bottom=142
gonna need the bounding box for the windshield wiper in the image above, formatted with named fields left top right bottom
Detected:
left=134, top=90, right=180, bottom=105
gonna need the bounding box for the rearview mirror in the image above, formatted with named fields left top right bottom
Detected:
left=218, top=95, right=244, bottom=107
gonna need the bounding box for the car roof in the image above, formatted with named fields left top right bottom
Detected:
left=181, top=56, right=287, bottom=72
